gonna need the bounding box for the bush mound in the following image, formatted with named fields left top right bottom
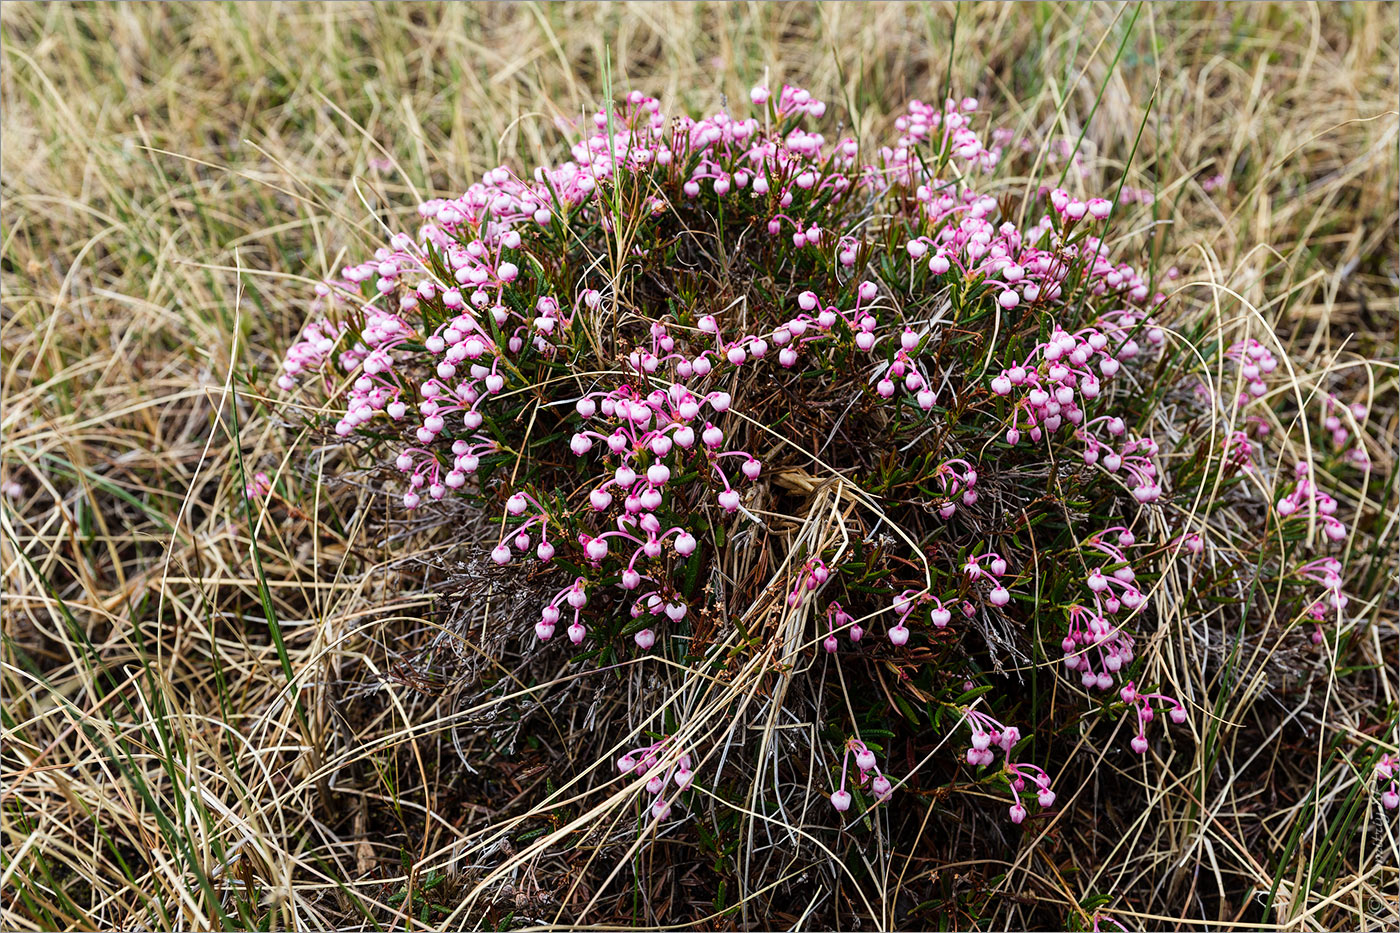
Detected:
left=273, top=84, right=1388, bottom=926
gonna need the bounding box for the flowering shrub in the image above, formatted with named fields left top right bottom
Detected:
left=273, top=80, right=1382, bottom=853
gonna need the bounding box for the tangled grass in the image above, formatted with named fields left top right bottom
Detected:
left=2, top=3, right=1397, bottom=931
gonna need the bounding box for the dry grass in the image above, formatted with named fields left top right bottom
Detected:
left=2, top=2, right=1397, bottom=930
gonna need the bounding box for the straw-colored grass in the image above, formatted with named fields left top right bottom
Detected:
left=2, top=3, right=1396, bottom=930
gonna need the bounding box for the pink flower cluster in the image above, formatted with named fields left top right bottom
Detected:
left=883, top=96, right=1002, bottom=174
left=829, top=737, right=894, bottom=812
left=909, top=185, right=1157, bottom=315
left=1321, top=394, right=1371, bottom=470
left=1062, top=603, right=1137, bottom=693
left=787, top=557, right=830, bottom=608
left=1376, top=753, right=1399, bottom=811
left=617, top=736, right=695, bottom=821
left=566, top=381, right=758, bottom=647
left=889, top=588, right=954, bottom=646
left=961, top=708, right=1055, bottom=823
left=243, top=471, right=271, bottom=500
left=1296, top=557, right=1348, bottom=645
left=396, top=437, right=501, bottom=508
left=1282, top=462, right=1349, bottom=540
left=1060, top=527, right=1190, bottom=754
left=963, top=551, right=1013, bottom=606
left=1225, top=338, right=1279, bottom=407
left=1224, top=344, right=1358, bottom=643
left=991, top=317, right=1166, bottom=502
left=1223, top=428, right=1259, bottom=472
left=932, top=457, right=978, bottom=518
left=822, top=601, right=862, bottom=653
left=1118, top=681, right=1187, bottom=754
left=1275, top=461, right=1351, bottom=640
left=1201, top=172, right=1227, bottom=193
